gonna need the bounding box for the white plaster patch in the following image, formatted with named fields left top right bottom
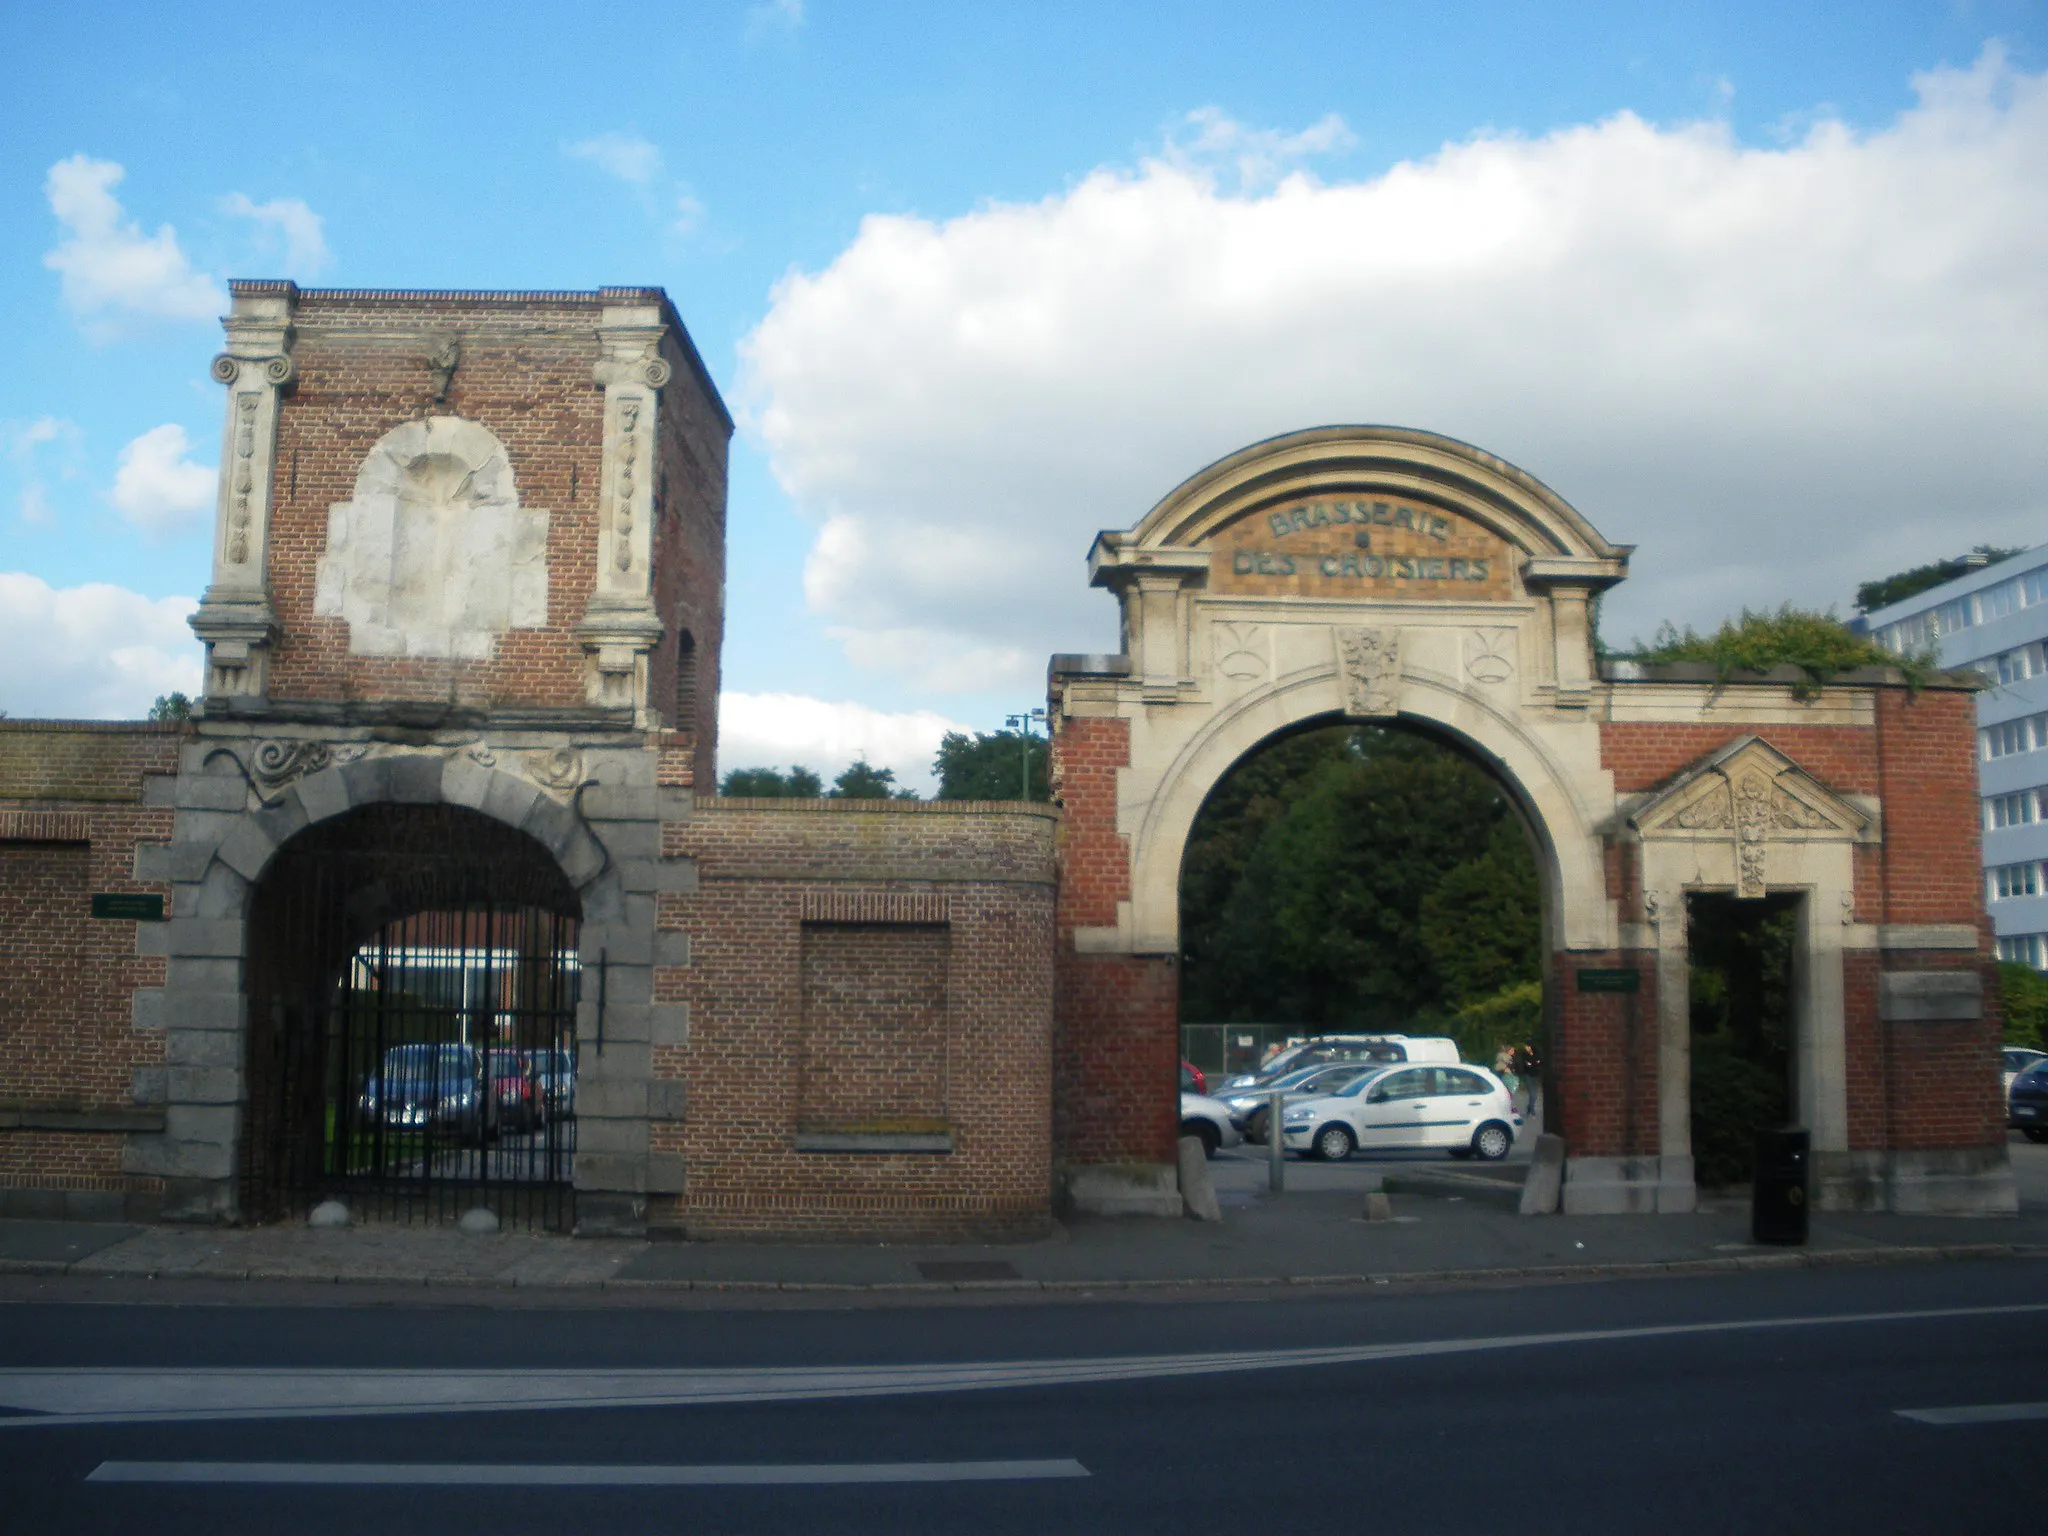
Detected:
left=315, top=416, right=548, bottom=659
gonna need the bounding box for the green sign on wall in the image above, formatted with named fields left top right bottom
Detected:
left=91, top=893, right=165, bottom=922
left=1576, top=966, right=1640, bottom=994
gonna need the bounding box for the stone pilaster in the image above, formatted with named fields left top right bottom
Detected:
left=189, top=284, right=297, bottom=701
left=577, top=301, right=672, bottom=723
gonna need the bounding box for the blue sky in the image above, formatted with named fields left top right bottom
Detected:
left=3, top=2, right=2045, bottom=786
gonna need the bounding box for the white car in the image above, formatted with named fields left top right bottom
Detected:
left=1179, top=1092, right=1244, bottom=1159
left=1281, top=1063, right=1520, bottom=1162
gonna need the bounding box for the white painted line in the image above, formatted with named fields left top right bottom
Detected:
left=88, top=1458, right=1089, bottom=1485
left=1897, top=1402, right=2048, bottom=1425
left=7, top=1301, right=2042, bottom=1430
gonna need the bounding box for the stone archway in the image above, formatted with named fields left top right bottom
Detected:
left=123, top=737, right=665, bottom=1228
left=1049, top=426, right=1645, bottom=1215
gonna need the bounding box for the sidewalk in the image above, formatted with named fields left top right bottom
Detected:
left=4, top=1141, right=2046, bottom=1299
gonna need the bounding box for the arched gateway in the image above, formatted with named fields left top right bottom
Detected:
left=0, top=288, right=2006, bottom=1240
left=1048, top=427, right=2012, bottom=1218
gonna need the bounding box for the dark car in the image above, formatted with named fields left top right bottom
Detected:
left=2010, top=1059, right=2048, bottom=1142
left=359, top=1042, right=485, bottom=1141
left=527, top=1046, right=577, bottom=1121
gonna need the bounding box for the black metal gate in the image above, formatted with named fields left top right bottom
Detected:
left=243, top=803, right=583, bottom=1231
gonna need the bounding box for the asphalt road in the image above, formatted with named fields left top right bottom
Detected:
left=4, top=1259, right=2046, bottom=1534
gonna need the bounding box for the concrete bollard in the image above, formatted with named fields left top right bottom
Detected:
left=307, top=1199, right=350, bottom=1229
left=1178, top=1135, right=1223, bottom=1222
left=1519, top=1133, right=1565, bottom=1215
left=1363, top=1192, right=1394, bottom=1222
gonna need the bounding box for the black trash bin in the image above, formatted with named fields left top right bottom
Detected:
left=1752, top=1125, right=1810, bottom=1245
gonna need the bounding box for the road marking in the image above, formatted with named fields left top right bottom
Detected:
left=1896, top=1402, right=2048, bottom=1425
left=5, top=1301, right=2043, bottom=1430
left=87, top=1458, right=1089, bottom=1485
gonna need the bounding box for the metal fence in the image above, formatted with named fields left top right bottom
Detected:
left=249, top=904, right=581, bottom=1231
left=241, top=804, right=584, bottom=1232
left=1179, top=1023, right=1313, bottom=1082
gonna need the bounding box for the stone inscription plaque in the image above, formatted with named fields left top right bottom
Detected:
left=1208, top=498, right=1513, bottom=601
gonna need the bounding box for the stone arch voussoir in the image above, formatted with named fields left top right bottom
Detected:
left=1128, top=664, right=1616, bottom=956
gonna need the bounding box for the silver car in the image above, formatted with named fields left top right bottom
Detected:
left=1220, top=1061, right=1379, bottom=1141
left=1178, top=1092, right=1244, bottom=1159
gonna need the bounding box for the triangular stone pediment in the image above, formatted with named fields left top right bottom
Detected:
left=1629, top=736, right=1869, bottom=897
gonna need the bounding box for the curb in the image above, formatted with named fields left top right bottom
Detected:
left=2, top=1242, right=2038, bottom=1297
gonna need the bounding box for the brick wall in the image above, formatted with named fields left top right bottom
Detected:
left=1047, top=713, right=1180, bottom=1169
left=1602, top=682, right=1996, bottom=1165
left=656, top=799, right=1058, bottom=1238
left=1548, top=951, right=1661, bottom=1158
left=798, top=924, right=949, bottom=1130
left=0, top=722, right=178, bottom=1211
left=256, top=287, right=728, bottom=729
left=1872, top=687, right=1987, bottom=925
left=645, top=324, right=729, bottom=772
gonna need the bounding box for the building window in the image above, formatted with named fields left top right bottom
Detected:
left=1997, top=933, right=2047, bottom=969
left=1990, top=862, right=2042, bottom=901
left=1988, top=791, right=2040, bottom=830
left=1995, top=646, right=2039, bottom=686
left=1982, top=715, right=2048, bottom=759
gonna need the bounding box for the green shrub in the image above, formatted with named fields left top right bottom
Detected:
left=2002, top=962, right=2048, bottom=1050
left=1443, top=979, right=1543, bottom=1069
left=1689, top=1032, right=1789, bottom=1188
left=1627, top=605, right=1931, bottom=698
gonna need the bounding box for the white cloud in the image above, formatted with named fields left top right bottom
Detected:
left=565, top=132, right=665, bottom=186
left=718, top=691, right=969, bottom=792
left=672, top=191, right=706, bottom=237
left=221, top=192, right=331, bottom=276
left=110, top=424, right=215, bottom=534
left=0, top=573, right=200, bottom=719
left=42, top=155, right=222, bottom=330
left=1161, top=106, right=1357, bottom=192
left=7, top=416, right=83, bottom=525
left=741, top=48, right=2048, bottom=685
left=746, top=0, right=804, bottom=35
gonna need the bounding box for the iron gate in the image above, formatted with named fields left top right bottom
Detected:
left=243, top=804, right=583, bottom=1231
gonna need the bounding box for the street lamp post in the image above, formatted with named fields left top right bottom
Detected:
left=1004, top=708, right=1047, bottom=800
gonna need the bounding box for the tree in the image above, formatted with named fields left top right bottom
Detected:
left=719, top=765, right=823, bottom=797
left=1419, top=817, right=1543, bottom=1008
left=1856, top=547, right=2023, bottom=614
left=1178, top=725, right=1543, bottom=1030
left=933, top=729, right=1048, bottom=800
left=828, top=759, right=918, bottom=800
left=148, top=692, right=193, bottom=722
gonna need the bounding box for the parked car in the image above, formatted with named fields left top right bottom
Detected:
left=359, top=1042, right=486, bottom=1141
left=1217, top=1034, right=1460, bottom=1094
left=528, top=1046, right=577, bottom=1121
left=2005, top=1047, right=2047, bottom=1106
left=1179, top=1059, right=1207, bottom=1095
left=1178, top=1092, right=1244, bottom=1159
left=2009, top=1059, right=2048, bottom=1142
left=1220, top=1061, right=1380, bottom=1142
left=1280, top=1063, right=1520, bottom=1162
left=486, top=1049, right=541, bottom=1134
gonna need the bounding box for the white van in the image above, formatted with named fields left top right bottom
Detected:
left=1219, top=1033, right=1462, bottom=1091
